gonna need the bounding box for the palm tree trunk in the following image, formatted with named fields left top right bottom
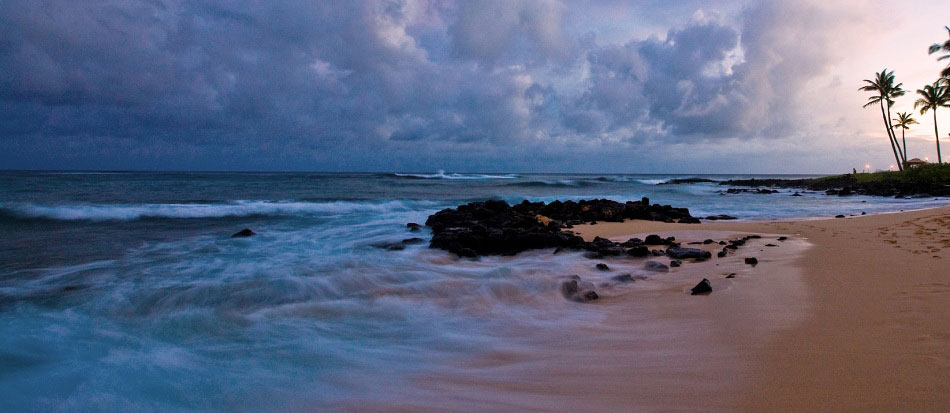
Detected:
left=935, top=109, right=943, bottom=164
left=902, top=128, right=907, bottom=162
left=880, top=101, right=903, bottom=170
left=886, top=102, right=906, bottom=167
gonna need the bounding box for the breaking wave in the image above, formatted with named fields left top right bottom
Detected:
left=0, top=200, right=440, bottom=221
left=393, top=170, right=517, bottom=180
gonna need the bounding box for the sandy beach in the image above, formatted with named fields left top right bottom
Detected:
left=385, top=207, right=950, bottom=411
left=567, top=207, right=950, bottom=411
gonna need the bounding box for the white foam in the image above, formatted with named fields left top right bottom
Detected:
left=2, top=200, right=439, bottom=221
left=394, top=170, right=517, bottom=180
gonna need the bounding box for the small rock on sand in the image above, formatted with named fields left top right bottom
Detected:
left=744, top=257, right=758, bottom=265
left=690, top=279, right=712, bottom=295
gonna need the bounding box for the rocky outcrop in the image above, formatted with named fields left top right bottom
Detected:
left=231, top=228, right=256, bottom=238
left=425, top=199, right=700, bottom=257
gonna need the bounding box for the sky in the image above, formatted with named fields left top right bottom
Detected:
left=2, top=0, right=949, bottom=173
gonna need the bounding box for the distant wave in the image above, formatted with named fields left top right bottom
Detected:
left=505, top=179, right=601, bottom=188
left=0, top=200, right=438, bottom=221
left=392, top=170, right=517, bottom=180
left=636, top=179, right=669, bottom=185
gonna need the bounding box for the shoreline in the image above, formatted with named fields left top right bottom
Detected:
left=571, top=206, right=950, bottom=410
left=383, top=206, right=950, bottom=411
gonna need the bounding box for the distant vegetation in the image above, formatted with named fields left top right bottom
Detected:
left=857, top=26, right=950, bottom=170
left=722, top=163, right=950, bottom=197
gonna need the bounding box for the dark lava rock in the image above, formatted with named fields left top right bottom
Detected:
left=835, top=214, right=846, bottom=218
left=561, top=280, right=600, bottom=302
left=725, top=244, right=738, bottom=250
left=407, top=222, right=422, bottom=232
left=626, top=246, right=650, bottom=257
left=372, top=238, right=426, bottom=251
left=612, top=273, right=648, bottom=283
left=690, top=279, right=713, bottom=295
left=705, top=214, right=738, bottom=221
left=644, top=261, right=670, bottom=272
left=231, top=228, right=256, bottom=238
left=792, top=192, right=803, bottom=196
left=717, top=250, right=728, bottom=258
left=678, top=217, right=702, bottom=224
left=425, top=199, right=699, bottom=257
left=703, top=239, right=715, bottom=244
left=666, top=247, right=712, bottom=260
left=719, top=241, right=727, bottom=245
left=777, top=236, right=788, bottom=241
left=861, top=211, right=867, bottom=215
left=595, top=263, right=610, bottom=271
left=765, top=243, right=778, bottom=247
left=744, top=257, right=758, bottom=265
left=669, top=260, right=682, bottom=267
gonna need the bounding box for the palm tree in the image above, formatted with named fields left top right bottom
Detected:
left=929, top=26, right=950, bottom=78
left=914, top=82, right=950, bottom=164
left=892, top=112, right=918, bottom=163
left=860, top=69, right=906, bottom=170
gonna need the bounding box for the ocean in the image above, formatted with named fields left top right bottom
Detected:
left=1, top=171, right=947, bottom=410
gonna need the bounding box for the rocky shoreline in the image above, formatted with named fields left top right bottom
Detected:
left=423, top=198, right=698, bottom=258
left=718, top=175, right=950, bottom=197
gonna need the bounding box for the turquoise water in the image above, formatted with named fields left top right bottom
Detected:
left=1, top=171, right=947, bottom=410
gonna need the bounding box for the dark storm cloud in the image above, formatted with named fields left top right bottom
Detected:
left=0, top=0, right=859, bottom=171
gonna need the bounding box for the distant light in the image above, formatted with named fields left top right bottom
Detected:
left=889, top=164, right=894, bottom=170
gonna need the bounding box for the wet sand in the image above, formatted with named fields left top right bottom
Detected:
left=369, top=207, right=949, bottom=411
left=571, top=207, right=950, bottom=411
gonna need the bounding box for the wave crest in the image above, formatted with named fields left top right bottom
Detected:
left=393, top=170, right=517, bottom=180
left=0, top=200, right=438, bottom=221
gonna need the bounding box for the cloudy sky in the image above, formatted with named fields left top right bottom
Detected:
left=2, top=0, right=949, bottom=173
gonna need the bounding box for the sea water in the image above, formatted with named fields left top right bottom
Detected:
left=1, top=171, right=947, bottom=410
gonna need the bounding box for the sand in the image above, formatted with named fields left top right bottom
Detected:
left=375, top=207, right=949, bottom=411
left=570, top=207, right=950, bottom=411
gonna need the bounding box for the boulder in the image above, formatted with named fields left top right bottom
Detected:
left=666, top=247, right=712, bottom=260
left=406, top=222, right=422, bottom=232
left=744, top=257, right=758, bottom=265
left=595, top=263, right=610, bottom=271
left=231, top=228, right=256, bottom=238
left=561, top=280, right=600, bottom=303
left=690, top=279, right=713, bottom=295
left=644, top=261, right=670, bottom=272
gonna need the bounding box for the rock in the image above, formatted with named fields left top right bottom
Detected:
left=669, top=260, right=682, bottom=267
left=861, top=211, right=867, bottom=215
left=719, top=241, right=727, bottom=245
left=231, top=228, right=256, bottom=238
left=666, top=247, right=712, bottom=260
left=777, top=236, right=788, bottom=241
left=703, top=239, right=715, bottom=244
left=644, top=234, right=665, bottom=245
left=705, top=214, right=738, bottom=221
left=744, top=257, right=758, bottom=265
left=406, top=222, right=422, bottom=232
left=595, top=263, right=610, bottom=271
left=561, top=280, right=599, bottom=302
left=425, top=199, right=700, bottom=257
left=690, top=279, right=712, bottom=295
left=583, top=251, right=603, bottom=259
left=678, top=217, right=701, bottom=224
left=644, top=261, right=670, bottom=272
left=612, top=273, right=647, bottom=283
left=372, top=238, right=425, bottom=251
left=725, top=244, right=738, bottom=250
left=765, top=243, right=778, bottom=247
left=626, top=246, right=650, bottom=257
left=835, top=214, right=846, bottom=218
left=792, top=192, right=802, bottom=196
left=725, top=273, right=736, bottom=278
left=717, top=250, right=728, bottom=258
